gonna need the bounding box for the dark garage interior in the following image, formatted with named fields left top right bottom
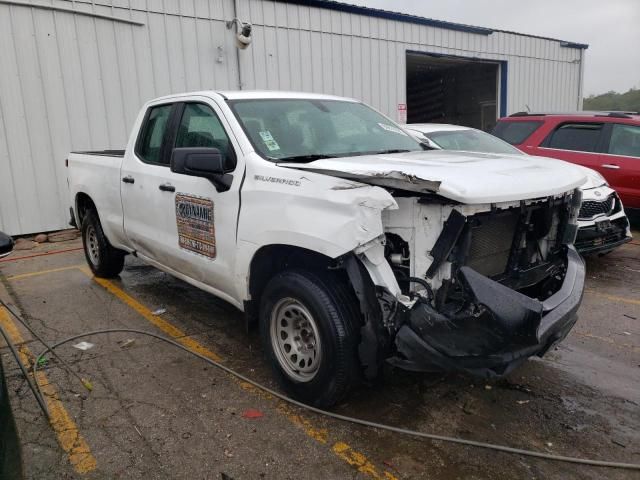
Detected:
left=406, top=52, right=500, bottom=131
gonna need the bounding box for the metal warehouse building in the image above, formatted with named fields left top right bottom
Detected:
left=0, top=0, right=587, bottom=235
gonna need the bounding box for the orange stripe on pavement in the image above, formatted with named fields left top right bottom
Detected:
left=0, top=246, right=84, bottom=263
left=0, top=307, right=97, bottom=474
left=6, top=265, right=84, bottom=281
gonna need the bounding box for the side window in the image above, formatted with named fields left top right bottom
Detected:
left=136, top=104, right=172, bottom=164
left=175, top=103, right=235, bottom=169
left=608, top=124, right=640, bottom=158
left=546, top=123, right=604, bottom=152
left=492, top=121, right=542, bottom=145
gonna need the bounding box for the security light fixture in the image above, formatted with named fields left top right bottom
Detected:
left=226, top=18, right=252, bottom=49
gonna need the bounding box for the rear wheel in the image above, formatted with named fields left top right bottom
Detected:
left=81, top=210, right=125, bottom=278
left=260, top=269, right=361, bottom=407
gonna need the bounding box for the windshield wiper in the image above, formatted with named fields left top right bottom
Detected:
left=374, top=149, right=413, bottom=154
left=275, top=154, right=338, bottom=163
left=275, top=149, right=413, bottom=162
left=419, top=142, right=438, bottom=151
left=347, top=149, right=414, bottom=156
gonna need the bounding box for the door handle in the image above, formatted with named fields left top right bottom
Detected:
left=159, top=183, right=175, bottom=192
left=601, top=164, right=620, bottom=170
left=122, top=176, right=135, bottom=184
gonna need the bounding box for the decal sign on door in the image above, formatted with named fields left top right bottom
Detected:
left=175, top=194, right=216, bottom=259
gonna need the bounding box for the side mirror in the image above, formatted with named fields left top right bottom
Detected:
left=0, top=231, right=14, bottom=259
left=170, top=148, right=233, bottom=192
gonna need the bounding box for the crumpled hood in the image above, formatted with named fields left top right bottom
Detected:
left=574, top=165, right=607, bottom=190
left=280, top=150, right=587, bottom=204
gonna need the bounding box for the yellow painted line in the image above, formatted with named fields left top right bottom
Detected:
left=0, top=307, right=97, bottom=474
left=6, top=265, right=84, bottom=281
left=575, top=331, right=640, bottom=353
left=79, top=266, right=397, bottom=479
left=585, top=288, right=640, bottom=307
left=78, top=266, right=222, bottom=363
left=238, top=381, right=329, bottom=444
left=333, top=442, right=398, bottom=480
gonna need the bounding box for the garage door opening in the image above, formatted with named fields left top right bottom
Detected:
left=406, top=52, right=501, bottom=131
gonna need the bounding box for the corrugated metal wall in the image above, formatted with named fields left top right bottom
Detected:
left=0, top=0, right=584, bottom=235
left=235, top=0, right=584, bottom=115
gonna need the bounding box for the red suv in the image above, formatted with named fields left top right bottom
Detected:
left=493, top=112, right=640, bottom=210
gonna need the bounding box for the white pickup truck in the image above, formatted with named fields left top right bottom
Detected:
left=68, top=91, right=587, bottom=406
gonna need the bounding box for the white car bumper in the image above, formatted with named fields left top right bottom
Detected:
left=575, top=185, right=632, bottom=254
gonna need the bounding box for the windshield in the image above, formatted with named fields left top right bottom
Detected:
left=228, top=99, right=423, bottom=161
left=422, top=129, right=524, bottom=155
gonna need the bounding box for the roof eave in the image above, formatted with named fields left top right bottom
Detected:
left=276, top=0, right=589, bottom=49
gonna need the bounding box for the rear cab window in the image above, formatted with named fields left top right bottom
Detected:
left=543, top=122, right=604, bottom=152
left=492, top=121, right=542, bottom=145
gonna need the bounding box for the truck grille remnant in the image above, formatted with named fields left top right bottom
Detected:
left=466, top=211, right=519, bottom=277
left=435, top=195, right=573, bottom=295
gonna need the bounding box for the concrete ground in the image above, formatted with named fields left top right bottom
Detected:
left=0, top=230, right=638, bottom=479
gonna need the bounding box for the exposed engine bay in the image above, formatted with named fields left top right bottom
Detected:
left=355, top=189, right=585, bottom=379
left=383, top=192, right=581, bottom=301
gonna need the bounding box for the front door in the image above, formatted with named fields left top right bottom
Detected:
left=121, top=102, right=177, bottom=262
left=157, top=99, right=243, bottom=301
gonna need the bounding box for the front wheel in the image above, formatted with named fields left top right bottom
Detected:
left=81, top=210, right=125, bottom=278
left=259, top=269, right=361, bottom=407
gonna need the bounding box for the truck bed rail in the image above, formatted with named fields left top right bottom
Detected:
left=71, top=150, right=125, bottom=157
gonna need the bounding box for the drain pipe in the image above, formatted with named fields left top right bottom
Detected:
left=231, top=0, right=243, bottom=90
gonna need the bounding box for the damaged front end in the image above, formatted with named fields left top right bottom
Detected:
left=392, top=246, right=584, bottom=377
left=351, top=190, right=586, bottom=379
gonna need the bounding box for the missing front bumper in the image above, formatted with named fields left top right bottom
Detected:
left=389, top=247, right=585, bottom=378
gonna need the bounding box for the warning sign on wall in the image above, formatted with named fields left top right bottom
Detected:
left=397, top=104, right=407, bottom=124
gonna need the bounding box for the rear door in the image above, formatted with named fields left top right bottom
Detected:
left=599, top=123, right=640, bottom=208
left=120, top=101, right=176, bottom=260
left=535, top=121, right=606, bottom=173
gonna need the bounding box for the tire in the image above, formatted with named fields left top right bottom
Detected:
left=259, top=269, right=361, bottom=407
left=81, top=210, right=125, bottom=278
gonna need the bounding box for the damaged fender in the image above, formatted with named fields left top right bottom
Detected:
left=236, top=167, right=398, bottom=308
left=343, top=236, right=406, bottom=380
left=390, top=246, right=585, bottom=377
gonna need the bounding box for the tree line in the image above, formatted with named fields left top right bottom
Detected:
left=584, top=88, right=640, bottom=112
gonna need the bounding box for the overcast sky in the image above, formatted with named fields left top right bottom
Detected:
left=347, top=0, right=640, bottom=96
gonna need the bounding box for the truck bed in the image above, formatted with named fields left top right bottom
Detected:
left=67, top=150, right=127, bottom=249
